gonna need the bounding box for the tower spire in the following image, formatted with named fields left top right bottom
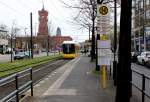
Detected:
left=42, top=1, right=44, bottom=10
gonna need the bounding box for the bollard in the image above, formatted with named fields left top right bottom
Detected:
left=101, top=65, right=107, bottom=88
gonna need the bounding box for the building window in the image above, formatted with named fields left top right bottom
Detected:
left=146, top=0, right=150, bottom=5
left=140, top=1, right=143, bottom=9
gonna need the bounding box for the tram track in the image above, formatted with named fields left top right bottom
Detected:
left=0, top=59, right=70, bottom=100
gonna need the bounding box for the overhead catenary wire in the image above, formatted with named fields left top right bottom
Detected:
left=47, top=0, right=81, bottom=32
left=46, top=0, right=67, bottom=27
left=0, top=0, right=25, bottom=16
left=0, top=0, right=89, bottom=41
left=0, top=0, right=38, bottom=31
left=15, top=0, right=33, bottom=11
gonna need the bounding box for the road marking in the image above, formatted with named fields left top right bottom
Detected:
left=43, top=58, right=80, bottom=95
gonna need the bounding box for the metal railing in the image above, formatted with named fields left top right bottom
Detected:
left=0, top=68, right=33, bottom=102
left=132, top=69, right=150, bottom=102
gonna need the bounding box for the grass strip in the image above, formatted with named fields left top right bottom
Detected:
left=0, top=54, right=62, bottom=77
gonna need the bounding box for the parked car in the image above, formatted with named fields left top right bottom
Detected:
left=51, top=50, right=59, bottom=53
left=131, top=51, right=141, bottom=62
left=25, top=51, right=31, bottom=57
left=14, top=52, right=29, bottom=60
left=137, top=51, right=150, bottom=65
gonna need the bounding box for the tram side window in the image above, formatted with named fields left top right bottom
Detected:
left=63, top=44, right=75, bottom=54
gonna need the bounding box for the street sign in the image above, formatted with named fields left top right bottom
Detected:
left=98, top=56, right=111, bottom=65
left=98, top=49, right=111, bottom=57
left=96, top=3, right=111, bottom=66
left=97, top=40, right=111, bottom=48
left=99, top=5, right=110, bottom=16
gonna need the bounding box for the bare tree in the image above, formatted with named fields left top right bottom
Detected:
left=0, top=24, right=9, bottom=39
left=60, top=0, right=96, bottom=30
left=60, top=0, right=97, bottom=61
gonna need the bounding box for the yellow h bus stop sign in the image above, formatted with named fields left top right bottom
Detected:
left=99, top=5, right=109, bottom=16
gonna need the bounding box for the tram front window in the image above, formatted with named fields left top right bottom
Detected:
left=63, top=44, right=75, bottom=54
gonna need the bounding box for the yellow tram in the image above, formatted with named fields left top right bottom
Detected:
left=62, top=41, right=80, bottom=59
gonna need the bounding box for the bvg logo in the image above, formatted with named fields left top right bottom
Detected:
left=99, top=6, right=109, bottom=15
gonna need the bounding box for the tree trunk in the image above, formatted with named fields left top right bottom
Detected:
left=116, top=0, right=132, bottom=102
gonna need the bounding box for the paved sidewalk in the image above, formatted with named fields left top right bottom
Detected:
left=21, top=55, right=115, bottom=102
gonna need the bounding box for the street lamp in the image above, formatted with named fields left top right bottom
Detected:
left=113, top=0, right=117, bottom=86
left=10, top=36, right=16, bottom=62
left=46, top=36, right=49, bottom=56
left=30, top=12, right=33, bottom=59
left=10, top=36, right=13, bottom=62
left=142, top=0, right=146, bottom=51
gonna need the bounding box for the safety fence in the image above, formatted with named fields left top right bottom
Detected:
left=132, top=69, right=150, bottom=102
left=0, top=68, right=33, bottom=102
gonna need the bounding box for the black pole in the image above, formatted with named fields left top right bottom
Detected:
left=91, top=0, right=95, bottom=62
left=142, top=0, right=146, bottom=51
left=96, top=33, right=100, bottom=71
left=47, top=36, right=49, bottom=56
left=11, top=36, right=13, bottom=62
left=30, top=13, right=33, bottom=59
left=96, top=34, right=98, bottom=70
left=113, top=0, right=117, bottom=86
left=89, top=26, right=90, bottom=41
left=116, top=0, right=132, bottom=102
left=24, top=28, right=27, bottom=51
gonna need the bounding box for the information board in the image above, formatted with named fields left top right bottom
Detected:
left=97, top=40, right=111, bottom=48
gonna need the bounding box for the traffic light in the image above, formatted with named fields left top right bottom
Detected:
left=97, top=0, right=104, bottom=4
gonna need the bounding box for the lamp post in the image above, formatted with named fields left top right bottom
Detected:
left=24, top=28, right=28, bottom=51
left=113, top=0, right=117, bottom=86
left=143, top=0, right=146, bottom=51
left=46, top=36, right=49, bottom=56
left=10, top=27, right=14, bottom=63
left=10, top=35, right=13, bottom=62
left=30, top=12, right=33, bottom=59
left=10, top=36, right=16, bottom=62
left=90, top=0, right=96, bottom=61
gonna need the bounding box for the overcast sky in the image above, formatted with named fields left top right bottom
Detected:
left=0, top=0, right=89, bottom=42
left=0, top=0, right=121, bottom=42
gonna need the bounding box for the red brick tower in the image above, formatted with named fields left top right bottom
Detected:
left=37, top=6, right=48, bottom=36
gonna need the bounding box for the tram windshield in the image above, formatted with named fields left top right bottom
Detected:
left=63, top=44, right=75, bottom=54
